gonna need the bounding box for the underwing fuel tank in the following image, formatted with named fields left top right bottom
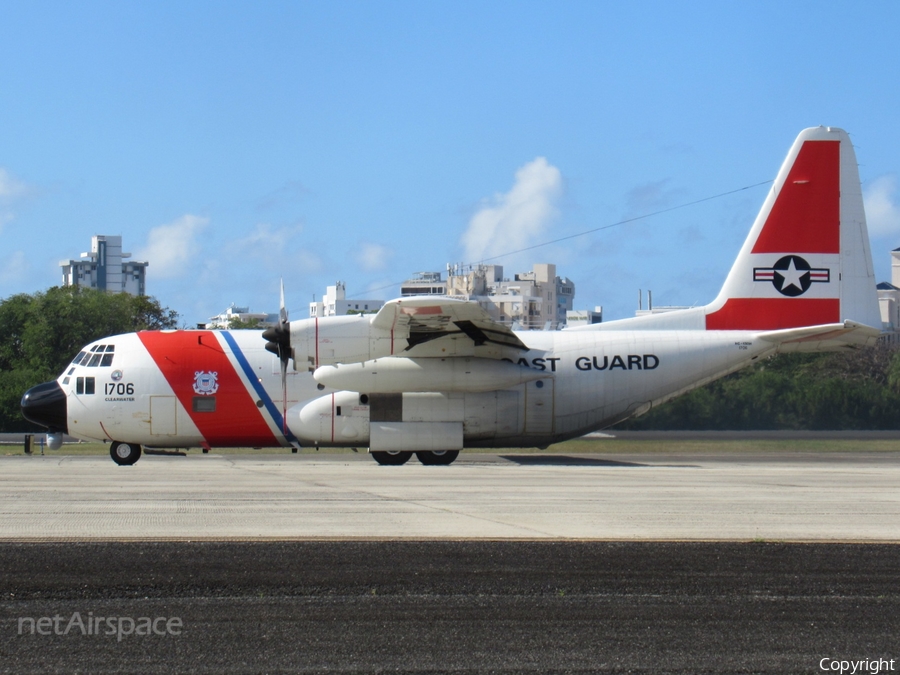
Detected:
left=313, top=356, right=544, bottom=393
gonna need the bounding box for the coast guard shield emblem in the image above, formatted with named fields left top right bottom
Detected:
left=193, top=371, right=219, bottom=395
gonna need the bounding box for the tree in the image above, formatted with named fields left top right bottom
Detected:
left=0, top=287, right=179, bottom=431
left=225, top=316, right=262, bottom=329
left=617, top=343, right=900, bottom=431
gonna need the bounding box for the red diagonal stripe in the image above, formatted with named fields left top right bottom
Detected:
left=138, top=331, right=278, bottom=446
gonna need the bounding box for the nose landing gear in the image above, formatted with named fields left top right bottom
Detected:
left=110, top=442, right=142, bottom=466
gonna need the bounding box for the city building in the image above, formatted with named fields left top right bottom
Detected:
left=634, top=290, right=691, bottom=317
left=206, top=304, right=278, bottom=330
left=60, top=235, right=148, bottom=296
left=877, top=247, right=900, bottom=335
left=309, top=281, right=385, bottom=317
left=402, top=263, right=575, bottom=330
left=566, top=307, right=603, bottom=327
left=400, top=271, right=446, bottom=296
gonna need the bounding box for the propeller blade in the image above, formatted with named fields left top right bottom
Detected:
left=279, top=278, right=288, bottom=326
left=263, top=278, right=293, bottom=438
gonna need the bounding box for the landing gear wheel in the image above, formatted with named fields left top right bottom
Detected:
left=370, top=450, right=413, bottom=466
left=110, top=442, right=142, bottom=466
left=416, top=450, right=460, bottom=466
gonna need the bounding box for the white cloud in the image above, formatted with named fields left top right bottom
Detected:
left=0, top=250, right=29, bottom=283
left=864, top=175, right=900, bottom=238
left=0, top=168, right=33, bottom=231
left=221, top=222, right=322, bottom=274
left=135, top=214, right=209, bottom=279
left=461, top=157, right=562, bottom=263
left=355, top=242, right=393, bottom=272
left=228, top=223, right=303, bottom=253
left=295, top=249, right=324, bottom=274
left=0, top=168, right=29, bottom=201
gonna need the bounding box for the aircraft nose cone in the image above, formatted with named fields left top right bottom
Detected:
left=21, top=381, right=68, bottom=432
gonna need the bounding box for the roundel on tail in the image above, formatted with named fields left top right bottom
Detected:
left=753, top=255, right=831, bottom=297
left=704, top=126, right=879, bottom=331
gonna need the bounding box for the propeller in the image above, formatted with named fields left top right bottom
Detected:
left=263, top=279, right=291, bottom=436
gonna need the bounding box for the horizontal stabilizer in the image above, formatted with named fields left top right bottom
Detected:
left=756, top=320, right=881, bottom=351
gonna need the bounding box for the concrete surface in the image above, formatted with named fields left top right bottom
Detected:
left=2, top=451, right=899, bottom=541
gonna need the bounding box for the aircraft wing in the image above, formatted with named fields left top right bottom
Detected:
left=756, top=321, right=882, bottom=351
left=371, top=296, right=529, bottom=352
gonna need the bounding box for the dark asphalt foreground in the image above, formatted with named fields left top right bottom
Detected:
left=1, top=542, right=898, bottom=674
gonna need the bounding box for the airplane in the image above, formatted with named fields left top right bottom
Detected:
left=21, top=126, right=882, bottom=466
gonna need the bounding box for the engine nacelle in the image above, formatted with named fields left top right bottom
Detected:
left=292, top=391, right=370, bottom=443
left=288, top=315, right=395, bottom=372
left=313, top=357, right=544, bottom=393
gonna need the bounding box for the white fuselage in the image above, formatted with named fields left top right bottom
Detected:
left=56, top=326, right=772, bottom=450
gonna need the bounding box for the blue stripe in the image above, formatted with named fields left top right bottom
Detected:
left=220, top=331, right=299, bottom=445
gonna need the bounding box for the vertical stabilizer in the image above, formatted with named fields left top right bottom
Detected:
left=704, top=126, right=879, bottom=330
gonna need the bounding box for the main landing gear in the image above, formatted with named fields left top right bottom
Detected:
left=110, top=441, right=142, bottom=466
left=370, top=450, right=460, bottom=466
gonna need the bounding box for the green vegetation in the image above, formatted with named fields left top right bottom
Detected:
left=225, top=316, right=262, bottom=329
left=615, top=343, right=900, bottom=431
left=4, top=437, right=900, bottom=457
left=0, top=286, right=178, bottom=432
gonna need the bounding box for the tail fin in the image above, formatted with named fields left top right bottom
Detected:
left=704, top=126, right=879, bottom=331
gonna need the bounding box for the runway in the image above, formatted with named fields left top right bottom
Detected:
left=1, top=451, right=899, bottom=540
left=3, top=452, right=900, bottom=672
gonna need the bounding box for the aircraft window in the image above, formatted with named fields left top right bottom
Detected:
left=63, top=377, right=70, bottom=385
left=105, top=345, right=115, bottom=352
left=72, top=352, right=88, bottom=365
left=90, top=345, right=101, bottom=352
left=87, top=354, right=102, bottom=367
left=100, top=354, right=114, bottom=367
left=192, top=397, right=216, bottom=413
left=75, top=377, right=95, bottom=395
left=67, top=368, right=75, bottom=375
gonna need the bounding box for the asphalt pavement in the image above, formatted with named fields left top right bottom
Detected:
left=2, top=541, right=899, bottom=673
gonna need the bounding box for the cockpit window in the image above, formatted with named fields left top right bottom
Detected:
left=74, top=345, right=115, bottom=367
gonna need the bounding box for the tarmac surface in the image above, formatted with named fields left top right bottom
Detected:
left=1, top=451, right=899, bottom=540
left=2, top=451, right=899, bottom=672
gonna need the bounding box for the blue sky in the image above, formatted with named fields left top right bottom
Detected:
left=2, top=1, right=900, bottom=325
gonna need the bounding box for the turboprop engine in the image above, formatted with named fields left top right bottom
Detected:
left=283, top=315, right=394, bottom=373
